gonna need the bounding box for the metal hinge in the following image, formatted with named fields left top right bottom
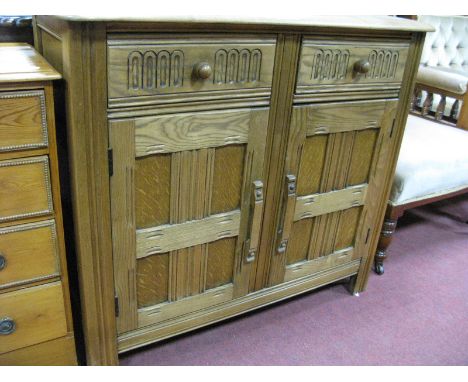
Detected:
left=108, top=148, right=113, bottom=177
left=390, top=119, right=396, bottom=138
left=365, top=228, right=371, bottom=244
left=114, top=295, right=119, bottom=317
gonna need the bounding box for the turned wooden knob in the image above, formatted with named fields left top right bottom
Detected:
left=354, top=59, right=371, bottom=74
left=193, top=62, right=212, bottom=80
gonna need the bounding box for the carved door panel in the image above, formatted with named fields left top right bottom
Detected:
left=268, top=99, right=398, bottom=285
left=110, top=108, right=269, bottom=334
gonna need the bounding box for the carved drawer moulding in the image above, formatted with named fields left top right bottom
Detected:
left=107, top=34, right=277, bottom=107
left=296, top=38, right=410, bottom=93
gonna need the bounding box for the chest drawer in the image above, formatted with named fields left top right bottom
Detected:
left=107, top=35, right=276, bottom=108
left=0, top=156, right=53, bottom=223
left=0, top=282, right=67, bottom=354
left=0, top=220, right=60, bottom=289
left=296, top=37, right=410, bottom=94
left=0, top=90, right=48, bottom=153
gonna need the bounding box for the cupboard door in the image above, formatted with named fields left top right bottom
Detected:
left=268, top=99, right=397, bottom=285
left=110, top=108, right=269, bottom=334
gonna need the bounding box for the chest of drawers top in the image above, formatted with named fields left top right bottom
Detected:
left=0, top=43, right=60, bottom=83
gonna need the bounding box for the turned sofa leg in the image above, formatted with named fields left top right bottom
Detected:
left=374, top=205, right=402, bottom=275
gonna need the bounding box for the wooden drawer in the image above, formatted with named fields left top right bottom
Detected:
left=0, top=90, right=48, bottom=153
left=0, top=282, right=67, bottom=354
left=0, top=220, right=60, bottom=289
left=296, top=37, right=410, bottom=94
left=107, top=35, right=276, bottom=108
left=0, top=335, right=77, bottom=366
left=0, top=156, right=53, bottom=223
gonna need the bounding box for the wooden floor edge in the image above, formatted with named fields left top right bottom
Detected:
left=118, top=260, right=360, bottom=353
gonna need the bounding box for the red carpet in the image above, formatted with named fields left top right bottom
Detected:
left=120, top=194, right=468, bottom=365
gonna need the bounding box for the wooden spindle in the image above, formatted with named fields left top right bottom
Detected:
left=435, top=95, right=446, bottom=121
left=422, top=92, right=433, bottom=116
left=450, top=99, right=460, bottom=120
left=414, top=88, right=423, bottom=113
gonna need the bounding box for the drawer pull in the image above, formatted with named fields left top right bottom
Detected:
left=193, top=62, right=213, bottom=80
left=353, top=59, right=371, bottom=75
left=0, top=254, right=5, bottom=270
left=0, top=317, right=16, bottom=335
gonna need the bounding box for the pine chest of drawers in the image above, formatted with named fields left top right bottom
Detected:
left=34, top=15, right=431, bottom=365
left=0, top=43, right=76, bottom=365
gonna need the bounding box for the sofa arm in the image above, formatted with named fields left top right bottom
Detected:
left=417, top=66, right=468, bottom=95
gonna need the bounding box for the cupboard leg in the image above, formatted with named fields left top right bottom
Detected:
left=374, top=210, right=400, bottom=275
left=345, top=274, right=358, bottom=295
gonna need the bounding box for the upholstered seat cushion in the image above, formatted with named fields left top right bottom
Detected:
left=390, top=115, right=468, bottom=206
left=417, top=65, right=468, bottom=94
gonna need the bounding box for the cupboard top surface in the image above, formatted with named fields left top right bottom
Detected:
left=53, top=15, right=433, bottom=32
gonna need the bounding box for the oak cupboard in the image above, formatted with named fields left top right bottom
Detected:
left=33, top=15, right=431, bottom=365
left=0, top=43, right=77, bottom=365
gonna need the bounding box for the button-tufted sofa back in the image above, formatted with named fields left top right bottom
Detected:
left=418, top=16, right=468, bottom=74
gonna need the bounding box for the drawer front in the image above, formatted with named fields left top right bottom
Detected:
left=296, top=38, right=410, bottom=93
left=0, top=156, right=53, bottom=223
left=0, top=282, right=67, bottom=354
left=0, top=335, right=77, bottom=366
left=107, top=35, right=276, bottom=107
left=0, top=90, right=48, bottom=153
left=0, top=220, right=60, bottom=289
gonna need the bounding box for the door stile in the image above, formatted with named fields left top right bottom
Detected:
left=351, top=100, right=398, bottom=264
left=234, top=108, right=269, bottom=297
left=109, top=120, right=138, bottom=334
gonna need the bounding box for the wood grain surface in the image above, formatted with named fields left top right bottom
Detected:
left=0, top=282, right=67, bottom=354
left=296, top=135, right=327, bottom=196
left=136, top=210, right=241, bottom=257
left=135, top=153, right=171, bottom=228
left=135, top=109, right=252, bottom=156
left=211, top=145, right=245, bottom=214
left=107, top=36, right=276, bottom=104
left=206, top=237, right=236, bottom=290
left=0, top=335, right=77, bottom=366
left=0, top=156, right=53, bottom=222
left=0, top=43, right=61, bottom=83
left=137, top=253, right=170, bottom=308
left=0, top=220, right=60, bottom=289
left=0, top=90, right=47, bottom=152
left=297, top=39, right=409, bottom=92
